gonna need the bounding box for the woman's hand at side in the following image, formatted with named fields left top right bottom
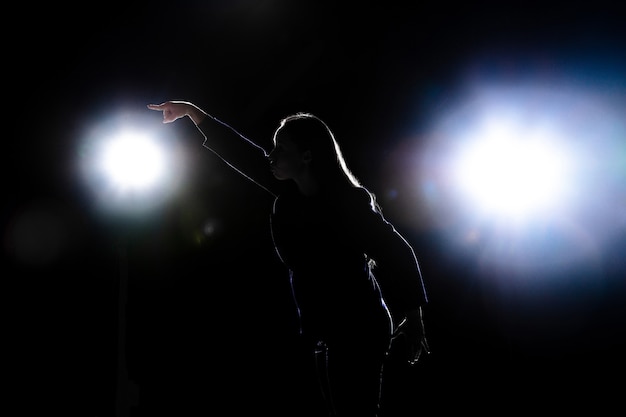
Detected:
left=392, top=306, right=430, bottom=365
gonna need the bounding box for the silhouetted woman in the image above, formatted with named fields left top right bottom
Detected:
left=148, top=101, right=429, bottom=417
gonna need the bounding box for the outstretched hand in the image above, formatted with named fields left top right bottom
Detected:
left=147, top=101, right=207, bottom=125
left=147, top=101, right=188, bottom=123
left=392, top=307, right=430, bottom=366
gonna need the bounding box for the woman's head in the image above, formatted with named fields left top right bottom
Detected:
left=269, top=112, right=361, bottom=189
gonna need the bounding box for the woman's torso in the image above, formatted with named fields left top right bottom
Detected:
left=270, top=187, right=392, bottom=341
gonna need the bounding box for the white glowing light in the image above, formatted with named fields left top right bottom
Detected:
left=78, top=112, right=185, bottom=216
left=412, top=76, right=626, bottom=273
left=101, top=132, right=165, bottom=192
left=453, top=117, right=569, bottom=221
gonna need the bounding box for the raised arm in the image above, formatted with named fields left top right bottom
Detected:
left=148, top=101, right=278, bottom=197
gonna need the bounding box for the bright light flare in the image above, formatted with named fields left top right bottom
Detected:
left=451, top=118, right=570, bottom=221
left=101, top=131, right=165, bottom=192
left=78, top=111, right=185, bottom=217
left=399, top=78, right=626, bottom=274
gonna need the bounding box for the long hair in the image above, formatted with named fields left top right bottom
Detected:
left=273, top=112, right=361, bottom=188
left=272, top=112, right=381, bottom=212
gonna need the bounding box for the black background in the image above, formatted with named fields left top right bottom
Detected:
left=6, top=1, right=626, bottom=415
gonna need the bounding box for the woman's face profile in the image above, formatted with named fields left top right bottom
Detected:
left=269, top=135, right=308, bottom=181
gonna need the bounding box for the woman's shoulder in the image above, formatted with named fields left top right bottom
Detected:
left=274, top=185, right=373, bottom=206
left=335, top=186, right=378, bottom=212
left=342, top=185, right=371, bottom=202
